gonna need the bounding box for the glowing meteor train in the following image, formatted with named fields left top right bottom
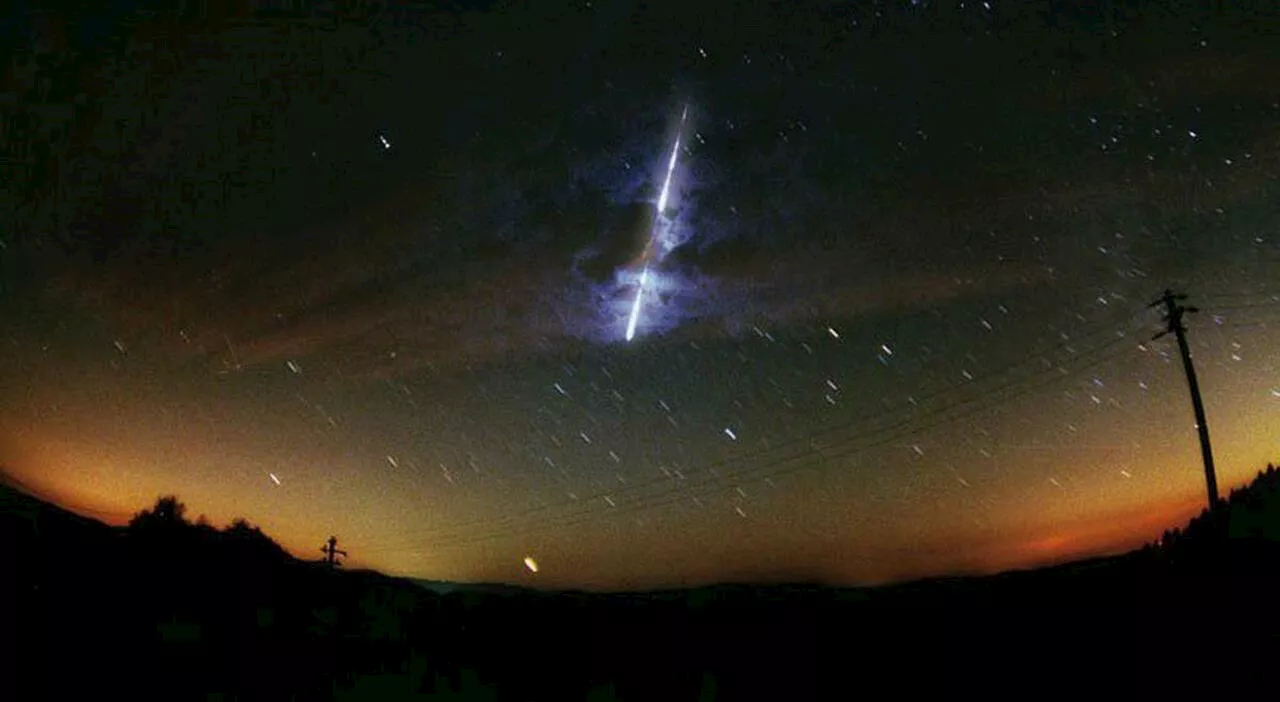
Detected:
left=625, top=104, right=689, bottom=342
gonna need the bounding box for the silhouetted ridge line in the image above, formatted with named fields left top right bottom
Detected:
left=7, top=466, right=1280, bottom=700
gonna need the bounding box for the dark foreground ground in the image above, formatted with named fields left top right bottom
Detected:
left=4, top=469, right=1280, bottom=700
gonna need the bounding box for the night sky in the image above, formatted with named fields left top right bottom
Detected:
left=3, top=1, right=1279, bottom=590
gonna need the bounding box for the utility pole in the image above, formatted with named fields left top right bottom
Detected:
left=1150, top=289, right=1220, bottom=510
left=320, top=535, right=348, bottom=569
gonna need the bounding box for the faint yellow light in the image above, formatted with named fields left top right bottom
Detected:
left=523, top=556, right=539, bottom=573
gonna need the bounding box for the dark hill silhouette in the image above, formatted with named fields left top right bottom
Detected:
left=4, top=465, right=1280, bottom=699
left=1146, top=463, right=1280, bottom=571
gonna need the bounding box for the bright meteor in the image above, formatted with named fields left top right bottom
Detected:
left=625, top=266, right=649, bottom=342
left=625, top=104, right=688, bottom=342
left=656, top=105, right=687, bottom=215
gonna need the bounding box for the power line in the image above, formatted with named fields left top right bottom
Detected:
left=365, top=312, right=1150, bottom=552
left=1226, top=320, right=1277, bottom=330
left=418, top=333, right=1146, bottom=553
left=360, top=311, right=1147, bottom=553
left=389, top=338, right=1146, bottom=555
left=1202, top=301, right=1280, bottom=312
left=1213, top=308, right=1280, bottom=327
left=1199, top=289, right=1280, bottom=301
left=364, top=317, right=1150, bottom=555
left=1197, top=292, right=1280, bottom=329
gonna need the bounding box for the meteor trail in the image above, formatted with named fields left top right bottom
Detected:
left=625, top=104, right=688, bottom=342
left=656, top=106, right=686, bottom=215
left=625, top=266, right=649, bottom=342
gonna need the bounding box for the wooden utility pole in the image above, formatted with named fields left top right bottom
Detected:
left=321, top=535, right=348, bottom=568
left=1150, top=289, right=1220, bottom=509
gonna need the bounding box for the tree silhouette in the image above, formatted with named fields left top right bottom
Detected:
left=128, top=495, right=190, bottom=531
left=1145, top=458, right=1280, bottom=572
left=225, top=517, right=266, bottom=547
left=223, top=516, right=291, bottom=563
left=225, top=517, right=258, bottom=536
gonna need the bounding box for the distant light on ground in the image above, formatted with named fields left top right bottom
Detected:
left=524, top=556, right=539, bottom=573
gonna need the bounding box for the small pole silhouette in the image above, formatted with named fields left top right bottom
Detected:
left=321, top=536, right=348, bottom=568
left=1150, top=288, right=1220, bottom=509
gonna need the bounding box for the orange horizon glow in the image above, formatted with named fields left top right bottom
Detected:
left=5, top=383, right=1275, bottom=591
left=10, top=457, right=1243, bottom=591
